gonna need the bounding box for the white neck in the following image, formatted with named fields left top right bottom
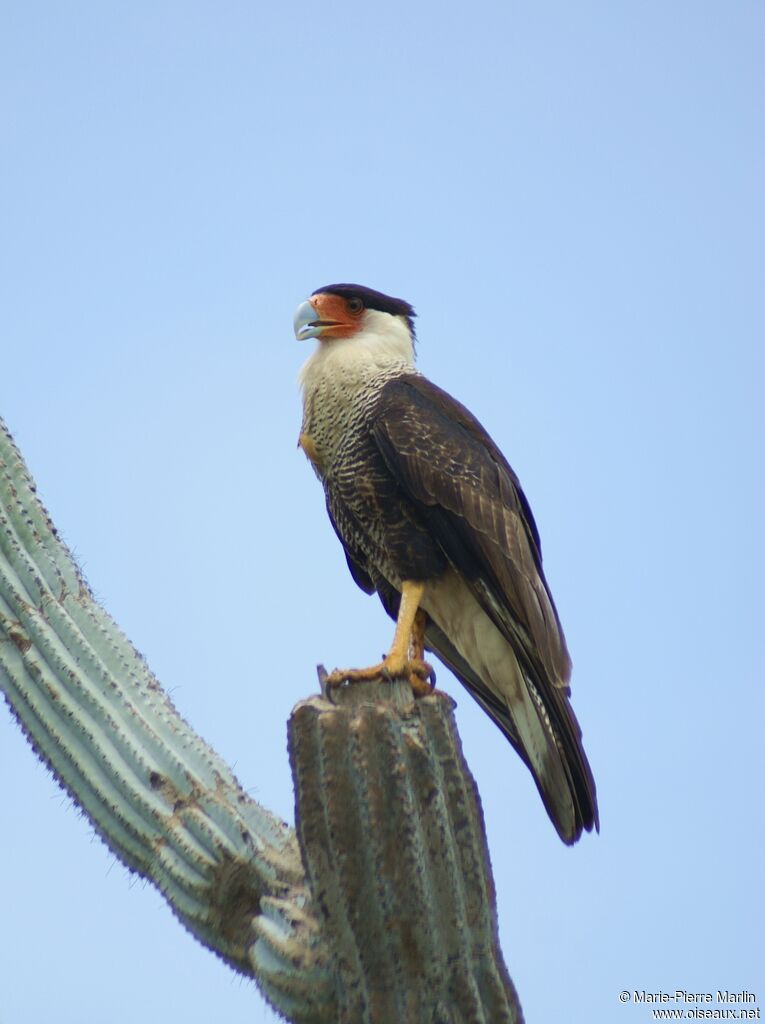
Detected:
left=298, top=310, right=415, bottom=397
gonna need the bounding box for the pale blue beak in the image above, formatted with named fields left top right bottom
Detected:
left=293, top=298, right=323, bottom=341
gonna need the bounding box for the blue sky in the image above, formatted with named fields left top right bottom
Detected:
left=1, top=3, right=763, bottom=1022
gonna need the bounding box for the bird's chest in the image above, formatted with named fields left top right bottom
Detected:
left=299, top=371, right=380, bottom=481
left=299, top=366, right=444, bottom=583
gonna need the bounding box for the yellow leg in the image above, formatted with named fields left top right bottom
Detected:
left=384, top=581, right=425, bottom=674
left=324, top=580, right=435, bottom=697
left=411, top=608, right=427, bottom=662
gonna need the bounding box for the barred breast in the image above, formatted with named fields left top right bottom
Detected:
left=300, top=363, right=447, bottom=590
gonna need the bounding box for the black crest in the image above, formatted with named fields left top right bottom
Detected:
left=313, top=283, right=417, bottom=338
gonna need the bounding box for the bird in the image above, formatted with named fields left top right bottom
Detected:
left=294, top=283, right=598, bottom=844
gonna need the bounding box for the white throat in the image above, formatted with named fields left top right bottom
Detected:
left=298, top=310, right=415, bottom=398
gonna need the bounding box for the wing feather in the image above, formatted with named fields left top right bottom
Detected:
left=371, top=374, right=598, bottom=840
left=371, top=375, right=570, bottom=686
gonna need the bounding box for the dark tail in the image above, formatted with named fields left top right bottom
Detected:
left=425, top=620, right=599, bottom=844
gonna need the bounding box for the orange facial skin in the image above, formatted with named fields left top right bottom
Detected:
left=309, top=292, right=366, bottom=340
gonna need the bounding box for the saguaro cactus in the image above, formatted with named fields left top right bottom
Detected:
left=0, top=416, right=522, bottom=1024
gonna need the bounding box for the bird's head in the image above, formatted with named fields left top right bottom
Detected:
left=294, top=284, right=416, bottom=346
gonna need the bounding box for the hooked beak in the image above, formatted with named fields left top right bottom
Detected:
left=293, top=298, right=338, bottom=341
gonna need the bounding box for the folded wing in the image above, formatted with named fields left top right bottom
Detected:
left=371, top=374, right=598, bottom=842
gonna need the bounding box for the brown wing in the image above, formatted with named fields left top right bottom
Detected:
left=371, top=374, right=598, bottom=840
left=372, top=374, right=571, bottom=688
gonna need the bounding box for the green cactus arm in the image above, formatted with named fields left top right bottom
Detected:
left=0, top=417, right=335, bottom=1022
left=1, top=415, right=522, bottom=1023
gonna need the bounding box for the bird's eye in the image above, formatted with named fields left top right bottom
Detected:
left=347, top=297, right=364, bottom=315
